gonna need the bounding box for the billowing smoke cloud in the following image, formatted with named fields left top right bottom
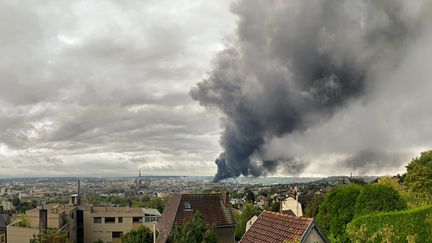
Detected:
left=190, top=0, right=432, bottom=181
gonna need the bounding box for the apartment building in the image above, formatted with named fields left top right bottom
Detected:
left=7, top=196, right=160, bottom=243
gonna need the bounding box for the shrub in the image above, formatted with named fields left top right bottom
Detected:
left=121, top=225, right=153, bottom=243
left=234, top=203, right=257, bottom=240
left=316, top=184, right=362, bottom=242
left=354, top=184, right=407, bottom=217
left=347, top=205, right=432, bottom=242
left=169, top=212, right=218, bottom=243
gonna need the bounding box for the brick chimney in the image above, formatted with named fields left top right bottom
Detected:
left=221, top=192, right=230, bottom=206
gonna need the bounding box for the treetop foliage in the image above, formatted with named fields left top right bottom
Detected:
left=405, top=150, right=432, bottom=204
left=169, top=211, right=218, bottom=243
left=121, top=225, right=154, bottom=243
left=316, top=184, right=362, bottom=242
left=234, top=203, right=258, bottom=241
left=354, top=184, right=406, bottom=217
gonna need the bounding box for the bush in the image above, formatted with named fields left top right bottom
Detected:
left=30, top=229, right=68, bottom=243
left=304, top=194, right=324, bottom=218
left=234, top=203, right=257, bottom=240
left=347, top=205, right=432, bottom=242
left=316, top=184, right=362, bottom=242
left=354, top=184, right=407, bottom=217
left=121, top=225, right=153, bottom=243
left=169, top=212, right=218, bottom=243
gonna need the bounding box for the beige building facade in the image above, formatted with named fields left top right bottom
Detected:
left=7, top=202, right=160, bottom=243
left=281, top=197, right=303, bottom=217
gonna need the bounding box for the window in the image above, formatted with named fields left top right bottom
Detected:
left=184, top=202, right=191, bottom=209
left=93, top=217, right=102, bottom=224
left=112, top=231, right=123, bottom=238
left=118, top=217, right=123, bottom=223
left=132, top=217, right=142, bottom=223
left=184, top=202, right=192, bottom=211
left=105, top=217, right=115, bottom=224
left=144, top=214, right=159, bottom=222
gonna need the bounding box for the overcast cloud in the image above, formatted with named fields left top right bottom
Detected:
left=1, top=0, right=431, bottom=179
left=0, top=0, right=235, bottom=177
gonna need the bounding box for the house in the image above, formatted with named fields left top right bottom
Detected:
left=281, top=197, right=303, bottom=216
left=157, top=193, right=236, bottom=243
left=245, top=215, right=257, bottom=232
left=240, top=211, right=328, bottom=243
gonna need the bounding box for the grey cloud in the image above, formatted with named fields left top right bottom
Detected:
left=0, top=0, right=235, bottom=176
left=191, top=0, right=432, bottom=180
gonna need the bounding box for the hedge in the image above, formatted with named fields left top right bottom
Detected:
left=347, top=205, right=432, bottom=242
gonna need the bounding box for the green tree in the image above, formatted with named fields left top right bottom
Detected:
left=244, top=189, right=255, bottom=203
left=30, top=229, right=69, bottom=243
left=354, top=184, right=406, bottom=217
left=405, top=150, right=432, bottom=205
left=169, top=212, right=218, bottom=243
left=270, top=201, right=280, bottom=212
left=304, top=194, right=323, bottom=218
left=121, top=225, right=154, bottom=243
left=316, top=184, right=362, bottom=242
left=234, top=203, right=257, bottom=240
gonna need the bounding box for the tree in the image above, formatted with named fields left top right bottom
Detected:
left=234, top=203, right=257, bottom=240
left=304, top=194, right=324, bottom=218
left=316, top=184, right=362, bottom=242
left=405, top=150, right=432, bottom=204
left=377, top=176, right=403, bottom=192
left=270, top=201, right=280, bottom=212
left=30, top=229, right=69, bottom=243
left=244, top=189, right=255, bottom=203
left=169, top=212, right=218, bottom=243
left=121, top=225, right=154, bottom=243
left=354, top=184, right=406, bottom=217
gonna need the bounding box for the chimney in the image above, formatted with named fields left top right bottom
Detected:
left=222, top=192, right=230, bottom=206
left=77, top=179, right=80, bottom=196
left=39, top=208, right=48, bottom=233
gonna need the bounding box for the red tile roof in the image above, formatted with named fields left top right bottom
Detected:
left=157, top=193, right=235, bottom=243
left=240, top=211, right=313, bottom=243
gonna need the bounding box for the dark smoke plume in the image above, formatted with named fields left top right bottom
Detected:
left=190, top=0, right=429, bottom=181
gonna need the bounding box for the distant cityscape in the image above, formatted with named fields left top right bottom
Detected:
left=0, top=172, right=379, bottom=242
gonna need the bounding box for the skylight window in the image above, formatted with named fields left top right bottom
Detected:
left=184, top=202, right=191, bottom=210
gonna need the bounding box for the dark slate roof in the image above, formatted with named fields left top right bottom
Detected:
left=156, top=193, right=235, bottom=243
left=240, top=211, right=314, bottom=243
left=156, top=194, right=182, bottom=243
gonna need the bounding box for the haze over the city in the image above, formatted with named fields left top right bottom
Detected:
left=1, top=0, right=431, bottom=179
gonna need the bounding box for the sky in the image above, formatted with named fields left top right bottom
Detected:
left=1, top=0, right=431, bottom=178
left=0, top=0, right=235, bottom=177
